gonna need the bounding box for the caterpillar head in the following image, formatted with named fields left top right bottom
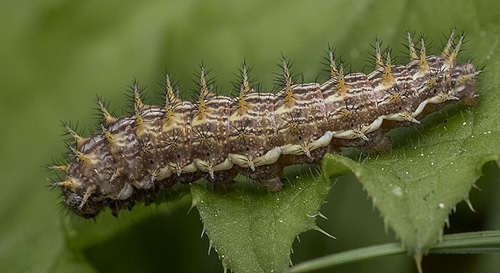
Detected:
left=62, top=186, right=104, bottom=219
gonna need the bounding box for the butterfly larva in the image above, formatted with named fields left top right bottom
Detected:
left=49, top=30, right=481, bottom=218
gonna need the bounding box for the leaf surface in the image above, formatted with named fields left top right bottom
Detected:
left=192, top=172, right=331, bottom=272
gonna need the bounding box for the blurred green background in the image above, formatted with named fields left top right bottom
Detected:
left=1, top=0, right=499, bottom=272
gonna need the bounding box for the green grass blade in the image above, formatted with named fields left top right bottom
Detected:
left=289, top=231, right=500, bottom=273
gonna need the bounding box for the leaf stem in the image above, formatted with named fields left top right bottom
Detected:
left=288, top=231, right=500, bottom=273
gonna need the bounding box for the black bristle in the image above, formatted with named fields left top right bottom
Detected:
left=272, top=54, right=296, bottom=92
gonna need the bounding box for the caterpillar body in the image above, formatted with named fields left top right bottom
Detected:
left=50, top=31, right=481, bottom=218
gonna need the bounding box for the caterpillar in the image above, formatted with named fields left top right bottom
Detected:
left=49, top=30, right=481, bottom=219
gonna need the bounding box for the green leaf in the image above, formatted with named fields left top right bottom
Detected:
left=191, top=170, right=331, bottom=273
left=322, top=37, right=500, bottom=263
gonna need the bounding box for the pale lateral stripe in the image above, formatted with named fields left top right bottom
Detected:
left=383, top=113, right=420, bottom=123
left=213, top=158, right=234, bottom=171
left=157, top=165, right=173, bottom=180
left=193, top=159, right=210, bottom=173
left=115, top=183, right=133, bottom=200
left=333, top=129, right=368, bottom=140
left=280, top=144, right=304, bottom=155
left=254, top=147, right=281, bottom=167
left=308, top=131, right=334, bottom=150
left=228, top=147, right=282, bottom=169
left=411, top=98, right=430, bottom=118
left=132, top=177, right=154, bottom=189
left=228, top=153, right=252, bottom=169
left=280, top=131, right=334, bottom=156
left=172, top=162, right=197, bottom=175
left=411, top=93, right=460, bottom=118
left=363, top=117, right=384, bottom=134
